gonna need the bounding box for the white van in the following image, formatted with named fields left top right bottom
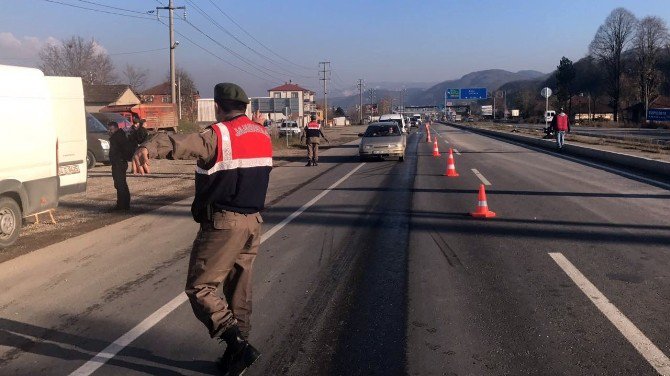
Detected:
left=379, top=114, right=408, bottom=133
left=544, top=110, right=556, bottom=123
left=0, top=65, right=86, bottom=248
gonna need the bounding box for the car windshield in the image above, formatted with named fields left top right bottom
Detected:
left=364, top=124, right=401, bottom=137
left=86, top=113, right=107, bottom=132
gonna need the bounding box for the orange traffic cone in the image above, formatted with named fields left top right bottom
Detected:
left=426, top=127, right=432, bottom=143
left=432, top=139, right=440, bottom=157
left=444, top=148, right=459, bottom=177
left=471, top=184, right=496, bottom=218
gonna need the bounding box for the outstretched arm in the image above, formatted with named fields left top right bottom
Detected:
left=133, top=129, right=217, bottom=174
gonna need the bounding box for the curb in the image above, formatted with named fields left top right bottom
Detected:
left=439, top=122, right=670, bottom=179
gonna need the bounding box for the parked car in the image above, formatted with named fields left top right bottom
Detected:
left=278, top=121, right=301, bottom=136
left=91, top=112, right=133, bottom=130
left=358, top=122, right=406, bottom=161
left=85, top=113, right=110, bottom=169
left=379, top=114, right=408, bottom=133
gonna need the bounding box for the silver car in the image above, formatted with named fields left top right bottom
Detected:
left=358, top=122, right=406, bottom=162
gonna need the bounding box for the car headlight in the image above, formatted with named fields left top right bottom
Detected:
left=364, top=145, right=373, bottom=150
left=99, top=139, right=110, bottom=149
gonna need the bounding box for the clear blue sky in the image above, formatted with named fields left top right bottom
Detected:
left=1, top=0, right=669, bottom=97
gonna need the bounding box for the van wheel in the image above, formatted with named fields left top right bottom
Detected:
left=399, top=155, right=404, bottom=162
left=86, top=150, right=96, bottom=169
left=0, top=197, right=22, bottom=249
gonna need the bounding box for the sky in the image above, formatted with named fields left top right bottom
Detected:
left=1, top=0, right=670, bottom=98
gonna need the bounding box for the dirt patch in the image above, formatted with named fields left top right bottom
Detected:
left=0, top=126, right=365, bottom=262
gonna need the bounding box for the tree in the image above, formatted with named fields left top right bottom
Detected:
left=555, top=57, right=576, bottom=115
left=39, top=35, right=117, bottom=85
left=334, top=106, right=345, bottom=117
left=122, top=64, right=148, bottom=92
left=165, top=68, right=199, bottom=121
left=589, top=7, right=638, bottom=121
left=634, top=16, right=670, bottom=121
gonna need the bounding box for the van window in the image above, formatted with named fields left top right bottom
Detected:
left=86, top=114, right=107, bottom=132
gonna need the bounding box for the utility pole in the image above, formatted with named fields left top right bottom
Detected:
left=177, top=76, right=182, bottom=119
left=156, top=0, right=185, bottom=105
left=357, top=78, right=364, bottom=124
left=319, top=61, right=330, bottom=126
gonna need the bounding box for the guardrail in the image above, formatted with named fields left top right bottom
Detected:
left=439, top=122, right=670, bottom=179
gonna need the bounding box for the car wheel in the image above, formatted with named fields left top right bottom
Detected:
left=399, top=155, right=404, bottom=162
left=359, top=155, right=367, bottom=162
left=0, top=196, right=22, bottom=249
left=86, top=150, right=96, bottom=170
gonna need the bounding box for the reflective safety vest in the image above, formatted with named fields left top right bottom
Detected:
left=305, top=121, right=323, bottom=138
left=192, top=115, right=273, bottom=221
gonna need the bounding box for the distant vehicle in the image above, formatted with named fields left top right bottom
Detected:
left=91, top=112, right=133, bottom=130
left=85, top=113, right=110, bottom=169
left=0, top=64, right=87, bottom=248
left=454, top=114, right=463, bottom=122
left=358, top=122, right=406, bottom=162
left=379, top=114, right=408, bottom=133
left=278, top=121, right=301, bottom=136
left=410, top=115, right=422, bottom=127
left=544, top=110, right=556, bottom=123
left=100, top=103, right=178, bottom=133
left=466, top=116, right=475, bottom=122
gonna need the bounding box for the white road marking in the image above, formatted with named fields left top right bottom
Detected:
left=453, top=149, right=461, bottom=155
left=70, top=163, right=367, bottom=376
left=471, top=169, right=491, bottom=186
left=549, top=252, right=670, bottom=375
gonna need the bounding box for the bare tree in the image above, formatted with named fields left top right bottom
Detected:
left=122, top=64, right=148, bottom=92
left=165, top=68, right=199, bottom=121
left=634, top=16, right=670, bottom=121
left=38, top=35, right=117, bottom=85
left=589, top=8, right=638, bottom=121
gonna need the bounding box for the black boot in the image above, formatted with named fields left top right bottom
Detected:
left=217, top=326, right=260, bottom=376
left=312, top=161, right=318, bottom=166
left=305, top=160, right=312, bottom=166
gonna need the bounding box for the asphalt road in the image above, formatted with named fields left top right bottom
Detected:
left=1, top=123, right=669, bottom=375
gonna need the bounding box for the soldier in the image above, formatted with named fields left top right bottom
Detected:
left=301, top=114, right=328, bottom=166
left=132, top=83, right=272, bottom=375
left=107, top=121, right=131, bottom=210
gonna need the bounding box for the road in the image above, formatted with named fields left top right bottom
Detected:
left=1, top=123, right=670, bottom=375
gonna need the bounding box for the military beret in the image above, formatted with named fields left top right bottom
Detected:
left=214, top=83, right=249, bottom=104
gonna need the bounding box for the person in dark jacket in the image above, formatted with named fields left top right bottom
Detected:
left=133, top=83, right=271, bottom=375
left=130, top=118, right=149, bottom=147
left=107, top=121, right=131, bottom=210
left=300, top=114, right=328, bottom=166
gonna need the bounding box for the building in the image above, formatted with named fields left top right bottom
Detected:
left=624, top=96, right=670, bottom=123
left=141, top=82, right=200, bottom=121
left=268, top=81, right=316, bottom=126
left=83, top=84, right=140, bottom=112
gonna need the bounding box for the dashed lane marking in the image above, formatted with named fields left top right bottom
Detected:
left=471, top=169, right=491, bottom=186
left=70, top=163, right=367, bottom=376
left=549, top=252, right=670, bottom=375
left=453, top=149, right=461, bottom=155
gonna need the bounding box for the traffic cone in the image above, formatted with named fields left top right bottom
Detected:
left=432, top=139, right=440, bottom=157
left=426, top=127, right=432, bottom=143
left=444, top=148, right=459, bottom=177
left=471, top=184, right=496, bottom=218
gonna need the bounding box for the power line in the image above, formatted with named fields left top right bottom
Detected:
left=180, top=18, right=287, bottom=82
left=110, top=47, right=169, bottom=56
left=185, top=0, right=312, bottom=79
left=40, top=0, right=155, bottom=20
left=156, top=18, right=280, bottom=85
left=206, top=0, right=313, bottom=71
left=71, top=0, right=148, bottom=15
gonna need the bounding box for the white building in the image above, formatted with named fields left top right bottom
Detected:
left=268, top=81, right=316, bottom=126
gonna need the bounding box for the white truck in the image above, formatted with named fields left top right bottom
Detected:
left=0, top=65, right=87, bottom=248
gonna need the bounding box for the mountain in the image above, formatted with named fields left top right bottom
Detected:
left=411, top=69, right=547, bottom=105
left=329, top=69, right=547, bottom=108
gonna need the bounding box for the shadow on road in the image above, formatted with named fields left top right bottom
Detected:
left=0, top=317, right=217, bottom=375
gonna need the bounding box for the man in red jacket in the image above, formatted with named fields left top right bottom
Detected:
left=555, top=108, right=570, bottom=150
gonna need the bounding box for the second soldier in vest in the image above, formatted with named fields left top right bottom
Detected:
left=301, top=114, right=328, bottom=166
left=133, top=83, right=272, bottom=376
